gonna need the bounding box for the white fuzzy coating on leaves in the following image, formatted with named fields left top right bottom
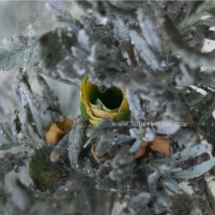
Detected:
left=68, top=116, right=94, bottom=177
left=129, top=127, right=144, bottom=139
left=171, top=128, right=197, bottom=148
left=113, top=18, right=130, bottom=44
left=37, top=74, right=62, bottom=121
left=78, top=29, right=90, bottom=51
left=20, top=81, right=43, bottom=139
left=156, top=143, right=212, bottom=164
left=11, top=111, right=32, bottom=152
left=68, top=116, right=84, bottom=166
left=87, top=119, right=119, bottom=137
left=142, top=128, right=156, bottom=142
left=0, top=121, right=16, bottom=144
left=137, top=8, right=163, bottom=57
left=148, top=171, right=160, bottom=184
left=50, top=132, right=70, bottom=163
left=129, top=139, right=141, bottom=153
left=172, top=157, right=215, bottom=179
left=129, top=30, right=161, bottom=71
left=96, top=132, right=135, bottom=155
left=109, top=146, right=135, bottom=180
left=148, top=171, right=172, bottom=210
left=162, top=175, right=183, bottom=194
left=127, top=192, right=151, bottom=213
left=0, top=35, right=39, bottom=71
left=155, top=118, right=180, bottom=135
left=126, top=89, right=145, bottom=121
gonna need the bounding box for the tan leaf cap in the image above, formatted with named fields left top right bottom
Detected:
left=45, top=118, right=75, bottom=143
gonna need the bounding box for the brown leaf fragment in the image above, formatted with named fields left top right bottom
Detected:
left=134, top=135, right=170, bottom=158
left=148, top=135, right=170, bottom=156
left=134, top=140, right=149, bottom=159
left=91, top=144, right=100, bottom=162
left=46, top=118, right=75, bottom=143
left=91, top=144, right=109, bottom=162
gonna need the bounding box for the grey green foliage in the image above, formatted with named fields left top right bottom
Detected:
left=172, top=157, right=215, bottom=179
left=11, top=110, right=32, bottom=152
left=95, top=132, right=134, bottom=156
left=68, top=116, right=95, bottom=177
left=37, top=74, right=62, bottom=121
left=0, top=35, right=38, bottom=71
left=109, top=146, right=136, bottom=181
left=0, top=121, right=16, bottom=146
left=162, top=174, right=183, bottom=194
left=2, top=1, right=215, bottom=215
left=127, top=192, right=151, bottom=214
left=155, top=143, right=212, bottom=164
left=50, top=132, right=69, bottom=163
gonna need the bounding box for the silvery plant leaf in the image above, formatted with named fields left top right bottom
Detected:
left=172, top=157, right=215, bottom=179
left=155, top=143, right=212, bottom=164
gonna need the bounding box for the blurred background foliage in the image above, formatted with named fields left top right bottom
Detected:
left=0, top=1, right=82, bottom=121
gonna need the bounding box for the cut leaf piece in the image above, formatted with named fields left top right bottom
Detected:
left=45, top=118, right=75, bottom=143
left=148, top=135, right=170, bottom=156
left=134, top=140, right=148, bottom=159
left=134, top=135, right=170, bottom=158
